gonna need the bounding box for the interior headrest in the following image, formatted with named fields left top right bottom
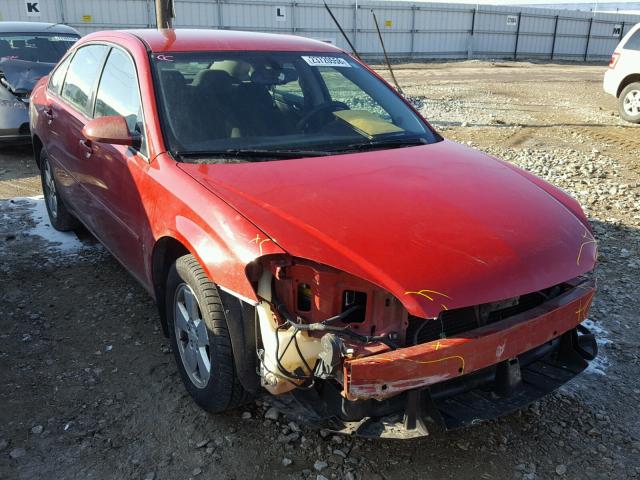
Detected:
left=211, top=60, right=251, bottom=82
left=159, top=69, right=185, bottom=89
left=193, top=70, right=233, bottom=96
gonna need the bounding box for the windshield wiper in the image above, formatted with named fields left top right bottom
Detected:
left=175, top=148, right=331, bottom=160
left=341, top=137, right=429, bottom=152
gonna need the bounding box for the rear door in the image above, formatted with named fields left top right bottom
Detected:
left=78, top=46, right=150, bottom=282
left=41, top=53, right=72, bottom=192
left=53, top=44, right=109, bottom=213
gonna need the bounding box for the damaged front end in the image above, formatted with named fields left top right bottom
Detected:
left=250, top=256, right=597, bottom=438
left=0, top=59, right=52, bottom=141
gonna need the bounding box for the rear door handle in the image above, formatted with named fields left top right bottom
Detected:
left=79, top=139, right=93, bottom=158
left=43, top=107, right=54, bottom=123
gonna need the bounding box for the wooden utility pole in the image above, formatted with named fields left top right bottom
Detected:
left=156, top=0, right=175, bottom=29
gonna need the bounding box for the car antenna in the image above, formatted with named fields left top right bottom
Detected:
left=371, top=9, right=404, bottom=95
left=323, top=1, right=362, bottom=61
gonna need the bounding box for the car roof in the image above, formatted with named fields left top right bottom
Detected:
left=101, top=28, right=343, bottom=54
left=0, top=21, right=79, bottom=35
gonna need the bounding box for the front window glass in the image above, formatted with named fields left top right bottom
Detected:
left=94, top=48, right=147, bottom=155
left=151, top=52, right=438, bottom=161
left=0, top=34, right=79, bottom=63
left=61, top=45, right=108, bottom=114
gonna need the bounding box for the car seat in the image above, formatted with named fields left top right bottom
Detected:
left=192, top=69, right=241, bottom=138
left=0, top=40, right=12, bottom=58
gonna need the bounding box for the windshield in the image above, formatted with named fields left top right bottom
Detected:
left=151, top=51, right=439, bottom=160
left=0, top=33, right=79, bottom=63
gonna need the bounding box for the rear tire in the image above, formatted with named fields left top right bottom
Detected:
left=39, top=150, right=79, bottom=231
left=618, top=82, right=640, bottom=124
left=166, top=254, right=250, bottom=413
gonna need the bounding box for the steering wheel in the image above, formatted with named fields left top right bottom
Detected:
left=296, top=101, right=349, bottom=132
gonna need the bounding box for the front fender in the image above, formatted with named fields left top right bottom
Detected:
left=149, top=159, right=285, bottom=394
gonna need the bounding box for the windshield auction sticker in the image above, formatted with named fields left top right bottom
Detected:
left=49, top=36, right=79, bottom=42
left=301, top=56, right=351, bottom=68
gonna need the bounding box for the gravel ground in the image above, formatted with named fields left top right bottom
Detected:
left=1, top=60, right=639, bottom=480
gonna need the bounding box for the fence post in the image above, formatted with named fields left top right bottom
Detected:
left=217, top=0, right=224, bottom=29
left=468, top=8, right=476, bottom=60
left=57, top=0, right=66, bottom=23
left=514, top=12, right=522, bottom=60
left=550, top=15, right=559, bottom=60
left=619, top=21, right=626, bottom=41
left=410, top=5, right=416, bottom=57
left=584, top=17, right=593, bottom=62
left=291, top=1, right=296, bottom=33
left=145, top=0, right=153, bottom=27
left=353, top=2, right=358, bottom=53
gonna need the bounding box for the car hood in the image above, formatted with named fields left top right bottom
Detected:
left=0, top=58, right=54, bottom=95
left=178, top=140, right=596, bottom=318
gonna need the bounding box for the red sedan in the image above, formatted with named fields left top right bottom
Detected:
left=29, top=29, right=598, bottom=436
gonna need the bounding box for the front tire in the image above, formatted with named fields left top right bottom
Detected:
left=39, top=150, right=79, bottom=231
left=618, top=82, right=640, bottom=124
left=166, top=254, right=250, bottom=413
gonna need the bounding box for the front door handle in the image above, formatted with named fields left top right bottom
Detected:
left=79, top=139, right=93, bottom=158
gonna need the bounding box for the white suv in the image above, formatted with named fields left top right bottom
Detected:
left=604, top=23, right=640, bottom=124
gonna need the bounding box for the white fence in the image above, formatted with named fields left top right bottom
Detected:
left=2, top=0, right=639, bottom=61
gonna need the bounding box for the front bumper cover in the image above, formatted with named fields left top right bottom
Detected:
left=343, top=277, right=595, bottom=401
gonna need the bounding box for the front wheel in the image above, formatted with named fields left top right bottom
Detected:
left=618, top=82, right=640, bottom=124
left=166, top=254, right=250, bottom=413
left=39, top=150, right=79, bottom=231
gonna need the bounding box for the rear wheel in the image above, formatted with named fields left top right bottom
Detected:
left=618, top=82, right=640, bottom=124
left=166, top=254, right=250, bottom=412
left=39, top=150, right=79, bottom=231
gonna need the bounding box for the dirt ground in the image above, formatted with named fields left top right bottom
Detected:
left=1, top=60, right=639, bottom=480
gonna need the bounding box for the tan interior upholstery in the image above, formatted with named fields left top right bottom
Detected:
left=211, top=60, right=252, bottom=83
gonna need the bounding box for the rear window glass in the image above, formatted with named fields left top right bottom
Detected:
left=61, top=45, right=108, bottom=114
left=624, top=29, right=640, bottom=51
left=48, top=54, right=72, bottom=95
left=0, top=34, right=78, bottom=63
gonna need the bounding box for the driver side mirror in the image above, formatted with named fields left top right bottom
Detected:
left=82, top=115, right=140, bottom=147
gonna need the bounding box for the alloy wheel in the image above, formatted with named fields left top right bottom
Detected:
left=43, top=159, right=58, bottom=219
left=623, top=89, right=640, bottom=116
left=173, top=283, right=211, bottom=388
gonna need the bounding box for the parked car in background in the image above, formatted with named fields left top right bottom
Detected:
left=30, top=29, right=598, bottom=437
left=604, top=22, right=640, bottom=124
left=0, top=22, right=79, bottom=143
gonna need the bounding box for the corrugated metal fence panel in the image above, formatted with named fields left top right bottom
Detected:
left=0, top=0, right=638, bottom=61
left=62, top=0, right=150, bottom=31
left=413, top=7, right=472, bottom=57
left=588, top=20, right=627, bottom=58
left=174, top=0, right=220, bottom=28
left=518, top=15, right=556, bottom=57
left=554, top=17, right=591, bottom=59
left=473, top=11, right=518, bottom=57
left=0, top=0, right=61, bottom=23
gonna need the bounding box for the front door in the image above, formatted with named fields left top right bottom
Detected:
left=76, top=46, right=150, bottom=282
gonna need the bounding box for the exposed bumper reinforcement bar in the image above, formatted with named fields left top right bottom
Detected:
left=276, top=323, right=596, bottom=439
left=343, top=277, right=595, bottom=401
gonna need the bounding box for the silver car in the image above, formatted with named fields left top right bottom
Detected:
left=0, top=22, right=79, bottom=143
